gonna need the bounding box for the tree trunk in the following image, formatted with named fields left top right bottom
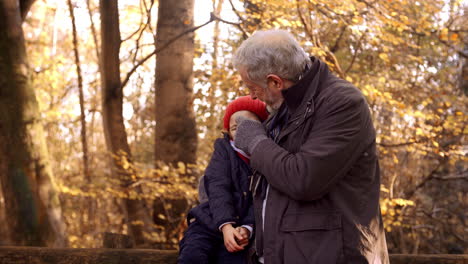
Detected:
left=461, top=44, right=467, bottom=96
left=67, top=0, right=90, bottom=181
left=155, top=0, right=197, bottom=165
left=19, top=0, right=34, bottom=20
left=206, top=0, right=224, bottom=138
left=99, top=0, right=153, bottom=247
left=153, top=0, right=197, bottom=248
left=0, top=0, right=66, bottom=246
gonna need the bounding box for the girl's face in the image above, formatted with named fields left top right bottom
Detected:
left=229, top=110, right=261, bottom=140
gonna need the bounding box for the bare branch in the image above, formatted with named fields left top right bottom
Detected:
left=330, top=25, right=347, bottom=53
left=433, top=171, right=468, bottom=181
left=378, top=139, right=427, bottom=148
left=85, top=0, right=100, bottom=62
left=296, top=0, right=314, bottom=43
left=406, top=164, right=441, bottom=199
left=297, top=0, right=345, bottom=78
left=227, top=0, right=246, bottom=24
left=345, top=31, right=367, bottom=74
left=210, top=13, right=249, bottom=39
left=121, top=17, right=215, bottom=89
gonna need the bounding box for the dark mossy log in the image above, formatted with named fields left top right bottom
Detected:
left=390, top=254, right=468, bottom=264
left=0, top=247, right=178, bottom=264
left=1, top=247, right=467, bottom=264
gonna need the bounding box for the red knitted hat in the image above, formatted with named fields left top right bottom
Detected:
left=223, top=96, right=269, bottom=130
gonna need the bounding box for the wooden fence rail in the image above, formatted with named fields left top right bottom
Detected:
left=0, top=247, right=467, bottom=264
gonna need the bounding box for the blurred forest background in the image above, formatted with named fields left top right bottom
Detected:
left=0, top=0, right=466, bottom=255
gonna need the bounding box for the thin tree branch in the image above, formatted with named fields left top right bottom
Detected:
left=121, top=13, right=243, bottom=89
left=378, top=138, right=427, bottom=148
left=121, top=17, right=214, bottom=89
left=85, top=0, right=100, bottom=62
left=130, top=0, right=156, bottom=65
left=211, top=13, right=248, bottom=39
left=433, top=171, right=468, bottom=181
left=226, top=0, right=249, bottom=39
left=68, top=0, right=90, bottom=181
left=297, top=0, right=345, bottom=78
left=345, top=31, right=366, bottom=74
left=121, top=18, right=145, bottom=43
left=296, top=0, right=314, bottom=43
left=227, top=0, right=246, bottom=24
left=330, top=25, right=347, bottom=53
left=406, top=164, right=441, bottom=199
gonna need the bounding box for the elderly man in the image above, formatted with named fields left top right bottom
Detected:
left=232, top=30, right=389, bottom=263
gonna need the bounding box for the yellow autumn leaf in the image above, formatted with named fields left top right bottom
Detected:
left=439, top=28, right=448, bottom=41
left=157, top=214, right=166, bottom=220
left=177, top=161, right=186, bottom=174
left=356, top=2, right=366, bottom=10
left=352, top=17, right=363, bottom=24
left=380, top=185, right=390, bottom=193
left=450, top=33, right=459, bottom=41
left=399, top=15, right=409, bottom=23
left=416, top=128, right=424, bottom=136
left=379, top=53, right=389, bottom=62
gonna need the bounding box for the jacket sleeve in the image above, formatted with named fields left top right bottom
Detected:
left=241, top=197, right=255, bottom=226
left=204, top=139, right=238, bottom=228
left=251, top=94, right=372, bottom=202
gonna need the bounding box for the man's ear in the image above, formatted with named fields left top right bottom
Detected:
left=266, top=74, right=284, bottom=90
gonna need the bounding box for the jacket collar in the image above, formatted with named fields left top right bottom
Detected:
left=275, top=57, right=331, bottom=143
left=281, top=57, right=327, bottom=115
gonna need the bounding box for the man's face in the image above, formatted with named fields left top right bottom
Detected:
left=239, top=69, right=284, bottom=110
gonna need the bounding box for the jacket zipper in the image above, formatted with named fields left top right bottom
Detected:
left=304, top=100, right=312, bottom=120
left=297, top=100, right=313, bottom=150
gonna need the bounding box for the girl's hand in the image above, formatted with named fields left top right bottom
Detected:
left=235, top=226, right=250, bottom=247
left=221, top=224, right=244, bottom=252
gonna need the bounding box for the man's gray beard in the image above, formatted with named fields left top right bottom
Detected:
left=266, top=104, right=277, bottom=115
left=266, top=99, right=283, bottom=115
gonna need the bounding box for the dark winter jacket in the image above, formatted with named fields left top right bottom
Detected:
left=250, top=57, right=389, bottom=263
left=189, top=134, right=255, bottom=232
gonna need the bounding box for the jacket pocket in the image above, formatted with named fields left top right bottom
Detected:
left=280, top=211, right=344, bottom=264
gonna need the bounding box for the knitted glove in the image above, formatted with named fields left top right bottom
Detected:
left=234, top=116, right=268, bottom=155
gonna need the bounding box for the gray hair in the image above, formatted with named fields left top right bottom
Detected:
left=232, top=29, right=310, bottom=84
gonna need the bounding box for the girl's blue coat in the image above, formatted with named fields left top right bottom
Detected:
left=189, top=134, right=254, bottom=231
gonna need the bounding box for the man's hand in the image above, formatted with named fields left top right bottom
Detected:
left=234, top=116, right=268, bottom=155
left=221, top=224, right=244, bottom=252
left=235, top=226, right=250, bottom=248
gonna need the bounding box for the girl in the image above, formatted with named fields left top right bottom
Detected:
left=178, top=96, right=268, bottom=264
